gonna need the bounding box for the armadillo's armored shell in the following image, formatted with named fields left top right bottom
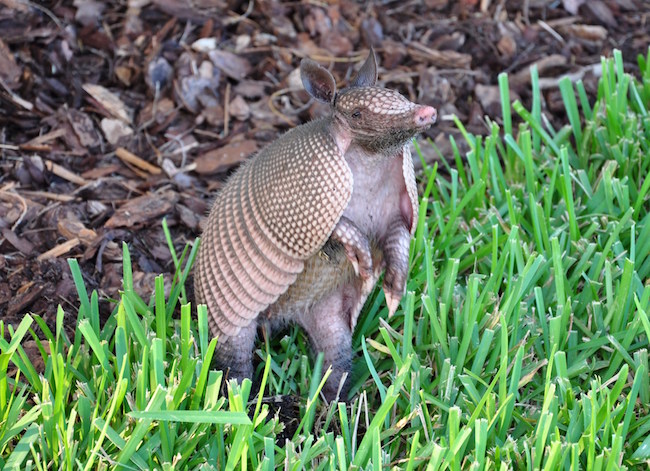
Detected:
left=195, top=118, right=353, bottom=338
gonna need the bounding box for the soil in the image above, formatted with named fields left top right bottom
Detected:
left=0, top=0, right=648, bottom=334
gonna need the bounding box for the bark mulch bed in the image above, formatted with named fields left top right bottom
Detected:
left=0, top=0, right=648, bottom=331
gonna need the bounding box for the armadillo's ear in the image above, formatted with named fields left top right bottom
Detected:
left=350, top=47, right=378, bottom=88
left=300, top=59, right=337, bottom=104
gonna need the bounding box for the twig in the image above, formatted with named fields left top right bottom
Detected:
left=44, top=160, right=88, bottom=186
left=37, top=238, right=81, bottom=261
left=224, top=82, right=231, bottom=137
left=26, top=0, right=63, bottom=29
left=0, top=77, right=33, bottom=110
left=223, top=0, right=255, bottom=25
left=18, top=190, right=75, bottom=202
left=267, top=87, right=302, bottom=128
left=538, top=20, right=566, bottom=44
left=115, top=147, right=162, bottom=175
left=0, top=183, right=28, bottom=231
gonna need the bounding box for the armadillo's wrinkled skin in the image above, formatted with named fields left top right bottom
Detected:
left=194, top=50, right=436, bottom=400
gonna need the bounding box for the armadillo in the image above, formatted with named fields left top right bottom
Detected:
left=194, top=49, right=437, bottom=400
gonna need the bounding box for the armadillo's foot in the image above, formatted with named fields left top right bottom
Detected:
left=381, top=218, right=411, bottom=317
left=214, top=321, right=258, bottom=388
left=331, top=216, right=373, bottom=279
left=222, top=364, right=254, bottom=384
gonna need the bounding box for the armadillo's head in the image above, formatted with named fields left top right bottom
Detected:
left=301, top=48, right=437, bottom=154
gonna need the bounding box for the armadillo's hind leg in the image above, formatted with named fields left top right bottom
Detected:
left=381, top=217, right=411, bottom=317
left=299, top=292, right=353, bottom=402
left=215, top=321, right=258, bottom=385
left=330, top=216, right=373, bottom=279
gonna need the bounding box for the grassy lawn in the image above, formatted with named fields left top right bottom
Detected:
left=1, top=48, right=649, bottom=470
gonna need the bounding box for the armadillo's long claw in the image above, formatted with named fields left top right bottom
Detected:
left=382, top=218, right=411, bottom=317
left=331, top=216, right=373, bottom=279
left=385, top=290, right=401, bottom=318
left=350, top=258, right=360, bottom=277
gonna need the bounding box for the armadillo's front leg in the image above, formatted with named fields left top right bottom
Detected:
left=215, top=321, right=258, bottom=383
left=382, top=217, right=411, bottom=317
left=331, top=216, right=373, bottom=279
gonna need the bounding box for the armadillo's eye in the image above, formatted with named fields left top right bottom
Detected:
left=351, top=110, right=361, bottom=119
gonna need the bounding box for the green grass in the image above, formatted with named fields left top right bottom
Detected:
left=2, top=48, right=650, bottom=470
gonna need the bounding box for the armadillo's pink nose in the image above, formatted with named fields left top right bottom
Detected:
left=414, top=105, right=437, bottom=127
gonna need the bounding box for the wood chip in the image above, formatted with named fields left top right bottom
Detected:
left=44, top=160, right=88, bottom=186
left=83, top=83, right=132, bottom=123
left=0, top=0, right=29, bottom=11
left=81, top=163, right=121, bottom=180
left=194, top=140, right=258, bottom=174
left=229, top=95, right=250, bottom=121
left=68, top=109, right=100, bottom=148
left=57, top=218, right=97, bottom=246
left=36, top=238, right=81, bottom=261
left=7, top=284, right=44, bottom=316
left=105, top=191, right=178, bottom=228
left=0, top=38, right=22, bottom=88
left=475, top=84, right=502, bottom=117
left=19, top=144, right=52, bottom=152
left=1, top=228, right=34, bottom=255
left=18, top=190, right=76, bottom=202
left=584, top=0, right=616, bottom=27
left=0, top=76, right=33, bottom=110
left=562, top=0, right=585, bottom=15
left=511, top=54, right=568, bottom=87
left=536, top=63, right=602, bottom=90
left=115, top=147, right=162, bottom=175
left=21, top=128, right=67, bottom=148
left=407, top=42, right=472, bottom=69
left=101, top=118, right=134, bottom=145
left=208, top=49, right=251, bottom=80
left=563, top=24, right=608, bottom=42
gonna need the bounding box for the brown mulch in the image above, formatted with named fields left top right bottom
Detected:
left=0, top=0, right=648, bottom=330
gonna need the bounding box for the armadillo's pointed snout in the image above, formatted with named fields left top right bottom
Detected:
left=414, top=105, right=437, bottom=127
